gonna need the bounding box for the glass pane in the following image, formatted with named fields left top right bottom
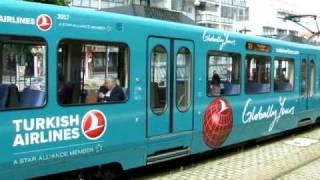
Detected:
left=176, top=47, right=191, bottom=112
left=150, top=45, right=167, bottom=114
left=58, top=40, right=129, bottom=105
left=274, top=58, right=294, bottom=92
left=301, top=60, right=307, bottom=96
left=246, top=55, right=271, bottom=94
left=207, top=52, right=241, bottom=96
left=0, top=36, right=47, bottom=110
left=309, top=60, right=315, bottom=96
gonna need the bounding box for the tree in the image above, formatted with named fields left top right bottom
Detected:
left=24, top=0, right=69, bottom=6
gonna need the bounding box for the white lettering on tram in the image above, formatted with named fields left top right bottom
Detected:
left=242, top=97, right=295, bottom=132
left=0, top=15, right=35, bottom=25
left=12, top=115, right=81, bottom=147
left=202, top=30, right=236, bottom=50
left=275, top=48, right=300, bottom=55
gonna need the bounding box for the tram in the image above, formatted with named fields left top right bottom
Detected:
left=0, top=1, right=320, bottom=179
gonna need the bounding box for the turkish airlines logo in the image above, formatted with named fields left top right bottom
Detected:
left=82, top=110, right=107, bottom=140
left=36, top=14, right=52, bottom=31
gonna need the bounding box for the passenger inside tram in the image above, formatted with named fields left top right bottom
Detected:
left=210, top=70, right=221, bottom=96
left=97, top=77, right=125, bottom=103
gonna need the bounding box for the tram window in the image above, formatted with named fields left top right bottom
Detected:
left=0, top=35, right=47, bottom=110
left=309, top=60, right=315, bottom=96
left=207, top=52, right=241, bottom=96
left=176, top=47, right=192, bottom=112
left=301, top=60, right=307, bottom=97
left=150, top=45, right=167, bottom=114
left=274, top=58, right=294, bottom=92
left=246, top=55, right=271, bottom=94
left=58, top=40, right=129, bottom=105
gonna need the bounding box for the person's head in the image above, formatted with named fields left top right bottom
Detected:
left=105, top=77, right=117, bottom=90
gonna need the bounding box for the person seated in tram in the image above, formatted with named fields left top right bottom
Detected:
left=210, top=71, right=221, bottom=96
left=279, top=68, right=289, bottom=82
left=97, top=77, right=125, bottom=102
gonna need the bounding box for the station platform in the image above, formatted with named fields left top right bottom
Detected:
left=129, top=125, right=320, bottom=180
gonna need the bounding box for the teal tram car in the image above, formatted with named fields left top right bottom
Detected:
left=0, top=1, right=320, bottom=179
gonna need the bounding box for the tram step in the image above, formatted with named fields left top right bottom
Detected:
left=147, top=146, right=191, bottom=165
left=298, top=118, right=313, bottom=127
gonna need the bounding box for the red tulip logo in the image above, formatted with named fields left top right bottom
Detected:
left=82, top=110, right=107, bottom=140
left=36, top=14, right=52, bottom=31
left=203, top=98, right=233, bottom=148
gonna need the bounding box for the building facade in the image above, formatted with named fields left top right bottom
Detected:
left=70, top=0, right=248, bottom=32
left=234, top=0, right=305, bottom=37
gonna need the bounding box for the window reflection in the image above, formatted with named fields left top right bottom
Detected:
left=274, top=58, right=294, bottom=92
left=150, top=45, right=167, bottom=114
left=176, top=47, right=192, bottom=112
left=0, top=36, right=47, bottom=110
left=301, top=60, right=307, bottom=97
left=246, top=55, right=271, bottom=94
left=58, top=40, right=129, bottom=105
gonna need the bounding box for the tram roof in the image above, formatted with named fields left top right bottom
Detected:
left=3, top=1, right=320, bottom=52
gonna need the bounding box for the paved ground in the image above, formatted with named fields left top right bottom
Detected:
left=128, top=125, right=320, bottom=180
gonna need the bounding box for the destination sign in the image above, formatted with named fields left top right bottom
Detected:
left=246, top=42, right=271, bottom=52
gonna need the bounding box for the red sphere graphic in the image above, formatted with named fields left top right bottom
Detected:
left=36, top=14, right=52, bottom=31
left=203, top=98, right=233, bottom=148
left=82, top=110, right=107, bottom=140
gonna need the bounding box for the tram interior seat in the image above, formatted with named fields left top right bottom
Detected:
left=122, top=88, right=128, bottom=100
left=59, top=82, right=86, bottom=104
left=151, top=82, right=160, bottom=107
left=0, top=84, right=10, bottom=109
left=176, top=81, right=188, bottom=107
left=247, top=82, right=270, bottom=93
left=274, top=82, right=292, bottom=91
left=158, top=87, right=166, bottom=105
left=8, top=85, right=19, bottom=108
left=20, top=87, right=46, bottom=108
left=151, top=82, right=161, bottom=108
left=0, top=84, right=20, bottom=109
left=223, top=83, right=240, bottom=95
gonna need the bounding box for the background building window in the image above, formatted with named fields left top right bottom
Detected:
left=263, top=26, right=275, bottom=36
left=274, top=57, right=294, bottom=92
left=0, top=36, right=47, bottom=110
left=221, top=6, right=234, bottom=19
left=277, top=29, right=287, bottom=36
left=246, top=55, right=271, bottom=93
left=207, top=52, right=241, bottom=96
left=58, top=40, right=129, bottom=105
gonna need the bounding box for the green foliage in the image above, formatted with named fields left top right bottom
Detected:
left=24, top=0, right=69, bottom=6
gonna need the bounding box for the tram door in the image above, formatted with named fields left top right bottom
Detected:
left=300, top=54, right=317, bottom=111
left=147, top=37, right=194, bottom=137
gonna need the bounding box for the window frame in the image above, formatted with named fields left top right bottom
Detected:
left=273, top=57, right=295, bottom=93
left=0, top=34, right=48, bottom=111
left=206, top=51, right=242, bottom=97
left=57, top=38, right=130, bottom=107
left=245, top=54, right=272, bottom=94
